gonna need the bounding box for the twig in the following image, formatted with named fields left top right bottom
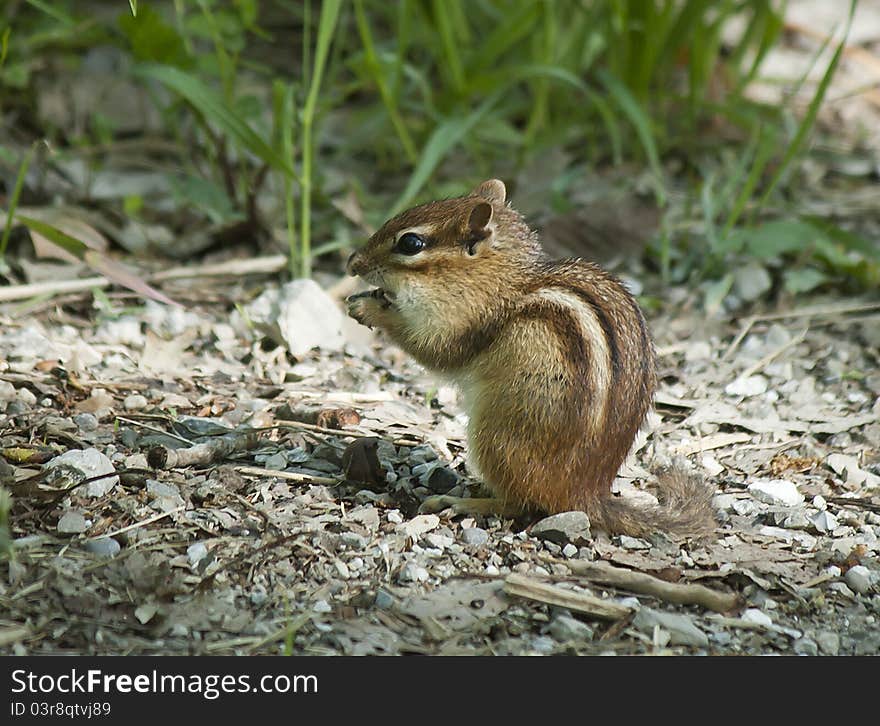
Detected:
left=0, top=255, right=288, bottom=303
left=84, top=505, right=185, bottom=541
left=147, top=432, right=261, bottom=469
left=115, top=416, right=192, bottom=445
left=503, top=573, right=632, bottom=620
left=544, top=558, right=741, bottom=614
left=234, top=465, right=337, bottom=486
left=737, top=328, right=807, bottom=379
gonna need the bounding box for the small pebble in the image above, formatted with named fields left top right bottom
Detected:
left=123, top=393, right=149, bottom=411
left=844, top=565, right=874, bottom=595
left=562, top=543, right=578, bottom=558
left=375, top=589, right=394, bottom=610
left=57, top=511, right=90, bottom=534
left=741, top=608, right=773, bottom=627
left=748, top=479, right=803, bottom=507
left=816, top=631, right=840, bottom=656
left=84, top=537, right=120, bottom=558
left=313, top=599, right=332, bottom=613
left=460, top=527, right=489, bottom=547
left=340, top=532, right=367, bottom=549
left=531, top=511, right=592, bottom=545
left=548, top=614, right=594, bottom=642
left=187, top=542, right=209, bottom=566
left=793, top=638, right=818, bottom=656
left=73, top=413, right=99, bottom=432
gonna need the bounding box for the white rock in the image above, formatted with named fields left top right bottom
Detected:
left=123, top=393, right=148, bottom=411
left=844, top=565, right=874, bottom=595
left=812, top=495, right=827, bottom=511
left=398, top=563, right=429, bottom=583
left=562, top=543, right=578, bottom=558
left=247, top=279, right=346, bottom=357
left=701, top=455, right=724, bottom=477
left=399, top=514, right=439, bottom=538
left=725, top=375, right=768, bottom=398
left=748, top=478, right=804, bottom=507
left=741, top=608, right=773, bottom=627
left=0, top=380, right=16, bottom=403
left=187, top=542, right=208, bottom=566
left=811, top=510, right=838, bottom=533
left=313, top=599, right=332, bottom=613
left=57, top=511, right=91, bottom=534
left=45, top=448, right=119, bottom=496
left=713, top=494, right=738, bottom=512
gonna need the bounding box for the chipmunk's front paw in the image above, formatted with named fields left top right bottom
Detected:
left=346, top=289, right=391, bottom=329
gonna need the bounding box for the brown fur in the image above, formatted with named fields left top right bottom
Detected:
left=347, top=180, right=715, bottom=540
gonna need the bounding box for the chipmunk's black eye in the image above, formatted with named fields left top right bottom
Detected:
left=394, top=232, right=426, bottom=255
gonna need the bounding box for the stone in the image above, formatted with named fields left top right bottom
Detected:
left=398, top=562, right=429, bottom=583
left=619, top=535, right=651, bottom=550
left=741, top=608, right=773, bottom=628
left=725, top=375, right=768, bottom=398
left=548, top=614, right=594, bottom=642
left=247, top=279, right=346, bottom=357
left=426, top=466, right=459, bottom=494
left=632, top=608, right=708, bottom=647
left=793, top=638, right=818, bottom=656
left=123, top=393, right=148, bottom=411
left=811, top=510, right=838, bottom=533
left=816, top=631, right=840, bottom=656
left=84, top=537, right=120, bottom=558
left=340, top=532, right=367, bottom=549
left=375, top=589, right=394, bottom=610
left=45, top=448, right=118, bottom=497
left=562, top=543, right=578, bottom=558
left=57, top=511, right=90, bottom=534
left=187, top=542, right=209, bottom=567
left=844, top=565, right=874, bottom=595
left=460, top=527, right=489, bottom=547
left=398, top=514, right=439, bottom=538
left=73, top=413, right=99, bottom=432
left=748, top=478, right=803, bottom=507
left=531, top=511, right=592, bottom=545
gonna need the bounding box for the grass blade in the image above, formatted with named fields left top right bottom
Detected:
left=758, top=0, right=855, bottom=207
left=1, top=143, right=38, bottom=259
left=133, top=63, right=298, bottom=179
left=389, top=91, right=501, bottom=216
left=597, top=69, right=666, bottom=205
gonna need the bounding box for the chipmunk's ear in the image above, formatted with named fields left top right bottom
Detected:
left=465, top=201, right=494, bottom=255
left=472, top=179, right=506, bottom=205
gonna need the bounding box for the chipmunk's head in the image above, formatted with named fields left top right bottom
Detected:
left=346, top=179, right=540, bottom=308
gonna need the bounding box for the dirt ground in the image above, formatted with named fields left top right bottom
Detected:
left=1, top=279, right=878, bottom=656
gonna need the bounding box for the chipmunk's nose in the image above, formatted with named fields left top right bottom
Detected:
left=346, top=251, right=360, bottom=276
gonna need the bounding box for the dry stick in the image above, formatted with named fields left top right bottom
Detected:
left=147, top=432, right=261, bottom=469
left=721, top=301, right=880, bottom=361
left=84, top=505, right=186, bottom=542
left=503, top=573, right=633, bottom=620
left=737, top=328, right=807, bottom=380
left=115, top=416, right=192, bottom=445
left=543, top=558, right=741, bottom=614
left=234, top=465, right=337, bottom=486
left=0, top=255, right=288, bottom=303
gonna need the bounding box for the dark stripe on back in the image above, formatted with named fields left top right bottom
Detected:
left=559, top=286, right=621, bottom=383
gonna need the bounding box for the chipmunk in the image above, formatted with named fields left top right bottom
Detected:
left=346, top=179, right=714, bottom=539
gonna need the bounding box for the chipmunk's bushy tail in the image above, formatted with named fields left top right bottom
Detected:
left=588, top=458, right=716, bottom=540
